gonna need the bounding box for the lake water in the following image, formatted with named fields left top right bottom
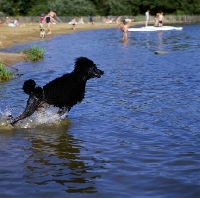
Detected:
left=0, top=24, right=200, bottom=198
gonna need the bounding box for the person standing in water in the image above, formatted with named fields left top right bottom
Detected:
left=122, top=21, right=129, bottom=43
left=158, top=12, right=164, bottom=27
left=145, top=10, right=150, bottom=26
left=121, top=18, right=134, bottom=43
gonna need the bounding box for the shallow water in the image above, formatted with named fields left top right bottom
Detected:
left=0, top=24, right=200, bottom=197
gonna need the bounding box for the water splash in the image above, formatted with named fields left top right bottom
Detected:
left=0, top=108, right=14, bottom=130
left=35, top=108, right=68, bottom=124
left=0, top=107, right=69, bottom=129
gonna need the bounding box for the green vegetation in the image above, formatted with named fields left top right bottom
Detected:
left=0, top=45, right=44, bottom=81
left=0, top=62, right=14, bottom=81
left=0, top=0, right=200, bottom=16
left=22, top=45, right=45, bottom=61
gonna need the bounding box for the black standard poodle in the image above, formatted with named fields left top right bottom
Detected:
left=9, top=57, right=104, bottom=125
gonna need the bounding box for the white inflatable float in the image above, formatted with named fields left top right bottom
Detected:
left=128, top=26, right=183, bottom=32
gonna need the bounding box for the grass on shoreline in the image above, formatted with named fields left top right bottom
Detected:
left=0, top=45, right=45, bottom=81
left=22, top=45, right=45, bottom=61
left=0, top=62, right=14, bottom=81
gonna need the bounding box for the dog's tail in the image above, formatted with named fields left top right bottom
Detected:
left=22, top=79, right=44, bottom=97
left=22, top=79, right=36, bottom=95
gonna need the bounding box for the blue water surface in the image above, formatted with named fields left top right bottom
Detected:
left=0, top=24, right=200, bottom=198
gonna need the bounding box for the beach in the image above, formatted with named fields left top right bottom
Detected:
left=0, top=22, right=118, bottom=66
left=0, top=20, right=186, bottom=66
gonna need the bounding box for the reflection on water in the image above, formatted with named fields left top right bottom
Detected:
left=0, top=24, right=200, bottom=197
left=0, top=121, right=102, bottom=196
left=157, top=31, right=163, bottom=47
left=23, top=123, right=99, bottom=193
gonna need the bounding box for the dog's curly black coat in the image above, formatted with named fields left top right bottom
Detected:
left=10, top=57, right=104, bottom=125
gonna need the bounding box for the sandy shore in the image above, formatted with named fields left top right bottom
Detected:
left=0, top=22, right=120, bottom=66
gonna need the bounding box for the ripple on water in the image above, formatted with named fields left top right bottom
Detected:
left=0, top=24, right=200, bottom=197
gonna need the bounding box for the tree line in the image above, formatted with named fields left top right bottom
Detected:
left=0, top=0, right=200, bottom=16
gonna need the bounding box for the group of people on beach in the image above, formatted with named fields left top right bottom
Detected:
left=3, top=17, right=20, bottom=27
left=0, top=11, right=164, bottom=46
left=68, top=16, right=95, bottom=30
left=40, top=13, right=94, bottom=32
left=68, top=17, right=85, bottom=30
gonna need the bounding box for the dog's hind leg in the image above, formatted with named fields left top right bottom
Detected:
left=10, top=95, right=41, bottom=125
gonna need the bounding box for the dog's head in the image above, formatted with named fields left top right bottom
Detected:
left=74, top=57, right=104, bottom=80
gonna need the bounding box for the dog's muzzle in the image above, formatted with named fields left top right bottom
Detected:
left=95, top=69, right=104, bottom=78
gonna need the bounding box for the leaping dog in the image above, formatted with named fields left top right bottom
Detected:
left=9, top=57, right=104, bottom=125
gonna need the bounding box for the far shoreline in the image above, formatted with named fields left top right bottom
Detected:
left=0, top=22, right=120, bottom=66
left=0, top=21, right=190, bottom=66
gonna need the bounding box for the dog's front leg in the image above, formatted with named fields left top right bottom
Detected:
left=10, top=95, right=40, bottom=125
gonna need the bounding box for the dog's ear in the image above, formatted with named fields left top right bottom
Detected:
left=74, top=57, right=94, bottom=72
left=22, top=79, right=36, bottom=95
